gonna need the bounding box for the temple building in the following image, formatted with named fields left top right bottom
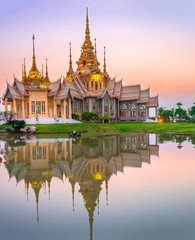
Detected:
left=2, top=8, right=158, bottom=122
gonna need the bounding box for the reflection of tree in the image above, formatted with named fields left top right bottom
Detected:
left=157, top=134, right=193, bottom=149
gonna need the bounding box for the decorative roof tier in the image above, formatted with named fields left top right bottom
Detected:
left=76, top=8, right=100, bottom=73
left=22, top=35, right=51, bottom=89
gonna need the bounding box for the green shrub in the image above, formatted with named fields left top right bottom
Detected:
left=190, top=117, right=195, bottom=123
left=7, top=120, right=26, bottom=128
left=72, top=113, right=80, bottom=120
left=100, top=113, right=110, bottom=121
left=82, top=112, right=98, bottom=121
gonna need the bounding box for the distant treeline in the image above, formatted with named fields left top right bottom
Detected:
left=157, top=102, right=195, bottom=122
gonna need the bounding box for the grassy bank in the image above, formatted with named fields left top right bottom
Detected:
left=1, top=122, right=195, bottom=135
left=31, top=122, right=195, bottom=135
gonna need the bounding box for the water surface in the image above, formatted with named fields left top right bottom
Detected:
left=0, top=134, right=195, bottom=240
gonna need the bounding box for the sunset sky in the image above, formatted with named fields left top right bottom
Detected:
left=0, top=0, right=195, bottom=109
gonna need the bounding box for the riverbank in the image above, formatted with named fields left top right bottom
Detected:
left=1, top=122, right=194, bottom=135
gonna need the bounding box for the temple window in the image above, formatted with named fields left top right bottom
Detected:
left=36, top=101, right=41, bottom=114
left=100, top=82, right=102, bottom=89
left=32, top=101, right=35, bottom=114
left=120, top=102, right=128, bottom=117
left=42, top=101, right=45, bottom=114
left=95, top=82, right=98, bottom=90
left=104, top=96, right=109, bottom=113
left=91, top=81, right=94, bottom=89
left=130, top=102, right=137, bottom=117
left=139, top=104, right=146, bottom=118
left=110, top=99, right=115, bottom=117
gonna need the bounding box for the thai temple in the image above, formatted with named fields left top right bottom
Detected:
left=3, top=134, right=159, bottom=240
left=2, top=8, right=158, bottom=122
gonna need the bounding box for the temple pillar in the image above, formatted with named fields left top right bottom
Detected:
left=45, top=96, right=49, bottom=118
left=10, top=101, right=13, bottom=112
left=54, top=97, right=57, bottom=118
left=136, top=103, right=139, bottom=121
left=102, top=99, right=104, bottom=116
left=146, top=108, right=149, bottom=119
left=13, top=99, right=17, bottom=117
left=5, top=98, right=8, bottom=112
left=22, top=98, right=25, bottom=119
left=68, top=98, right=72, bottom=119
left=108, top=98, right=110, bottom=115
left=63, top=99, right=67, bottom=119
left=113, top=99, right=116, bottom=118
left=60, top=100, right=63, bottom=118
left=155, top=107, right=158, bottom=121
left=89, top=99, right=92, bottom=112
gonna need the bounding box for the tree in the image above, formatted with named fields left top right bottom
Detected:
left=175, top=102, right=186, bottom=121
left=162, top=110, right=174, bottom=122
left=176, top=102, right=182, bottom=108
left=157, top=107, right=165, bottom=119
left=189, top=103, right=195, bottom=117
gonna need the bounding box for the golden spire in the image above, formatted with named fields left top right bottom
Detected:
left=45, top=59, right=48, bottom=77
left=31, top=34, right=39, bottom=72
left=44, top=59, right=50, bottom=83
left=103, top=46, right=107, bottom=74
left=85, top=7, right=90, bottom=40
left=94, top=38, right=97, bottom=56
left=69, top=43, right=73, bottom=72
left=22, top=64, right=24, bottom=78
left=42, top=64, right=44, bottom=78
left=24, top=58, right=27, bottom=78
left=66, top=43, right=74, bottom=81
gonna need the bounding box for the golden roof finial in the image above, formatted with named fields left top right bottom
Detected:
left=94, top=38, right=97, bottom=56
left=42, top=64, right=44, bottom=78
left=44, top=59, right=50, bottom=83
left=45, top=59, right=48, bottom=77
left=69, top=42, right=73, bottom=72
left=22, top=64, right=24, bottom=79
left=85, top=7, right=90, bottom=40
left=24, top=58, right=27, bottom=78
left=103, top=46, right=107, bottom=74
left=31, top=34, right=39, bottom=72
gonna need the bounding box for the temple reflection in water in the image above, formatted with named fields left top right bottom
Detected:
left=3, top=134, right=159, bottom=240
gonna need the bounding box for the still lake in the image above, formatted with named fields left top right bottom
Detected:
left=0, top=133, right=194, bottom=240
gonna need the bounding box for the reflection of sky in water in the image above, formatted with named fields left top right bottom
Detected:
left=0, top=134, right=194, bottom=240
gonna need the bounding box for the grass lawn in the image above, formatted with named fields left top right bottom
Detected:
left=1, top=122, right=195, bottom=135
left=28, top=122, right=195, bottom=135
